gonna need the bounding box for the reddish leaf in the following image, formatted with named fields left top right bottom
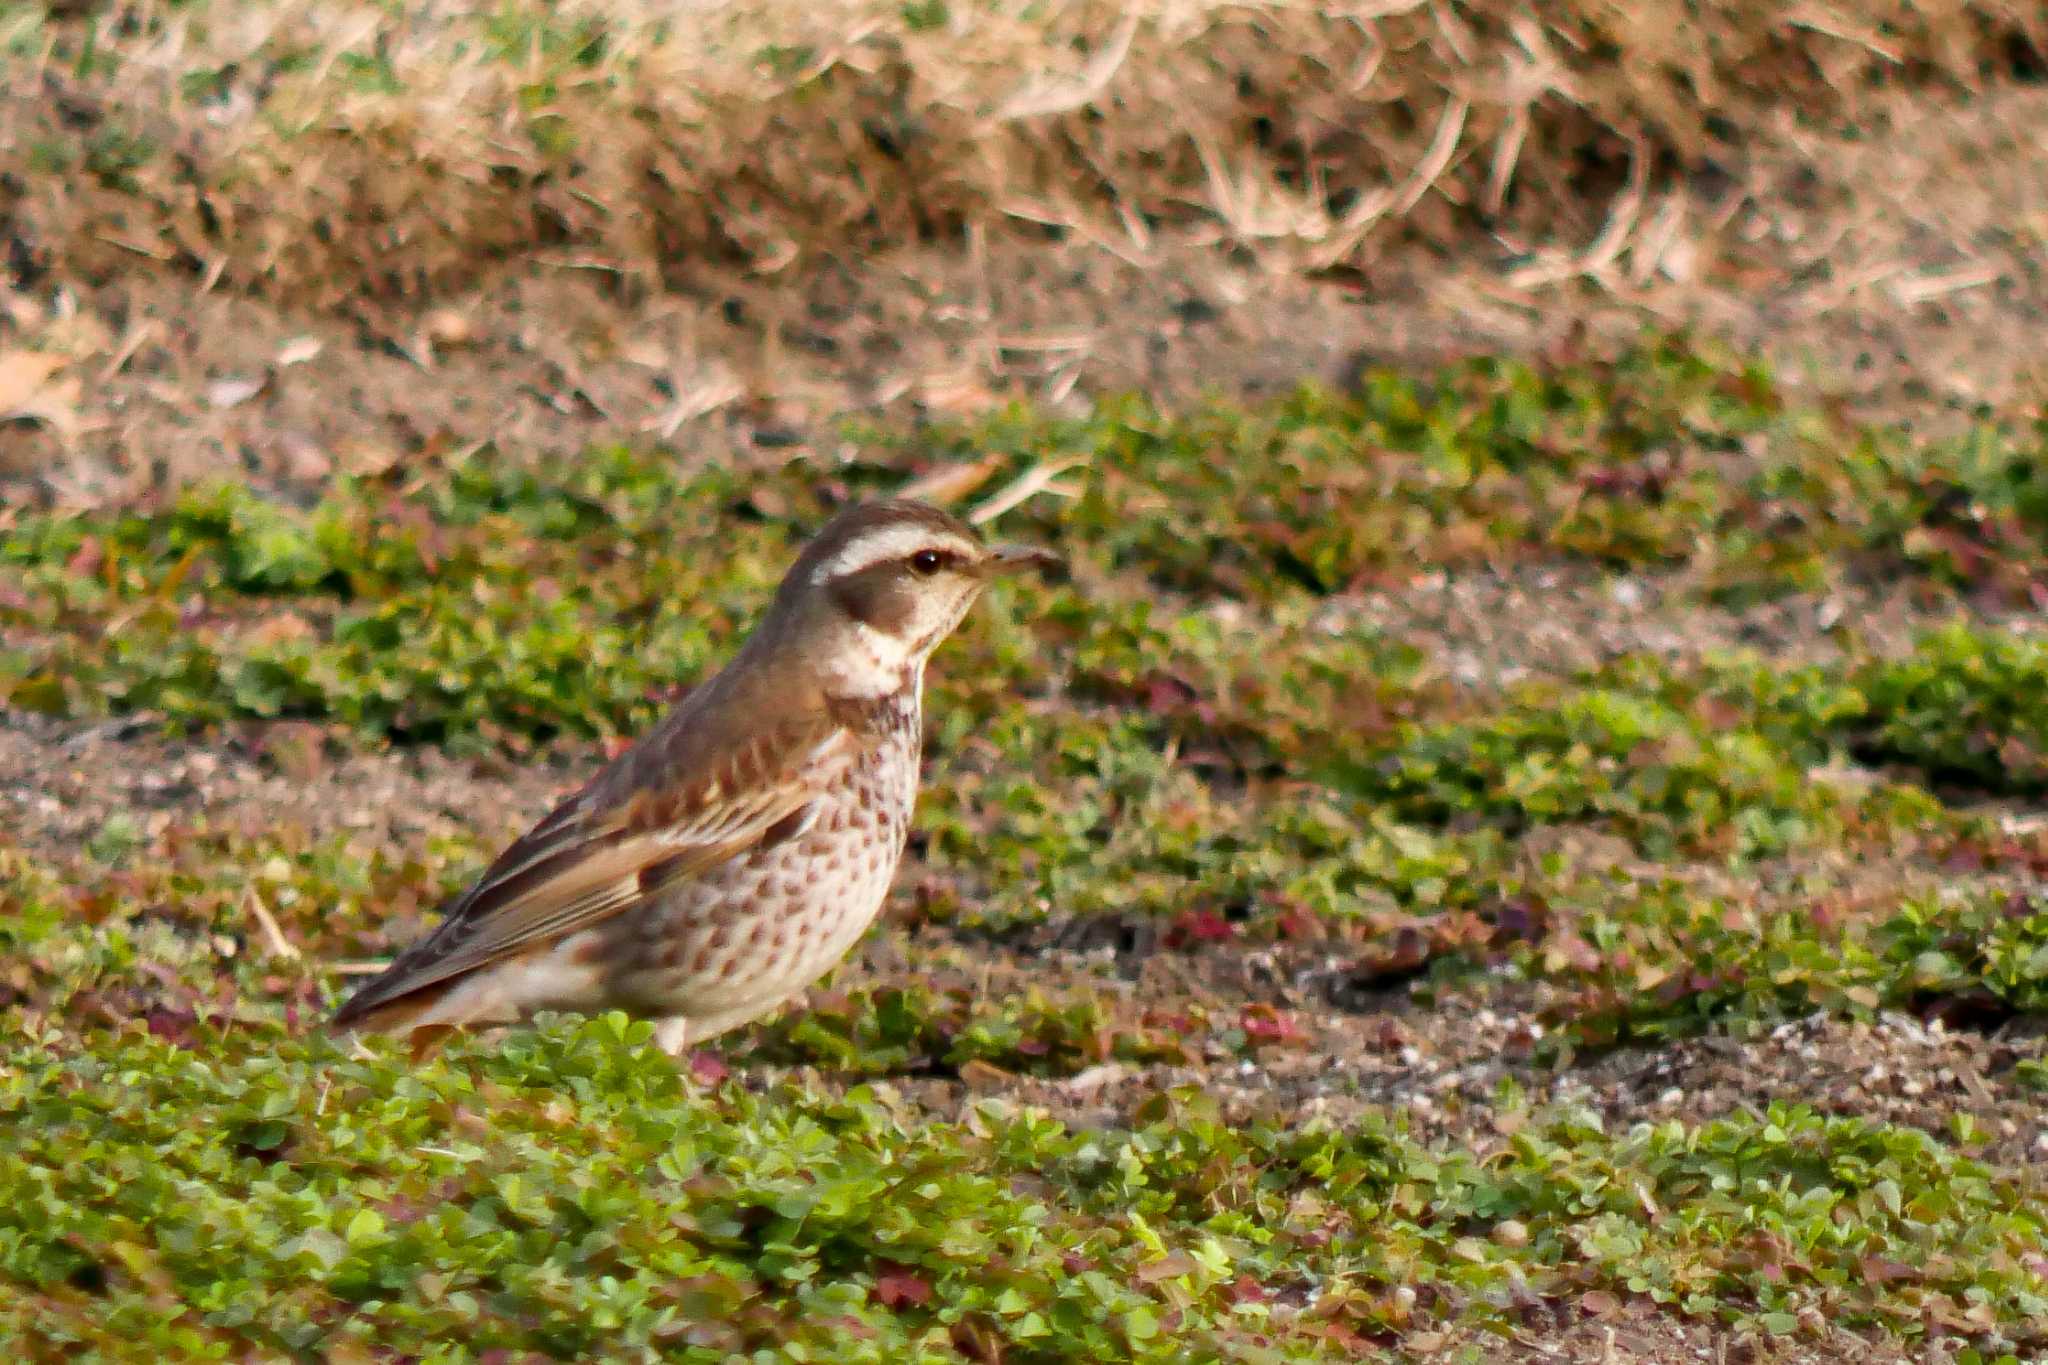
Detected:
left=144, top=1008, right=201, bottom=1049
left=66, top=536, right=103, bottom=578
left=1269, top=898, right=1322, bottom=941
left=1692, top=695, right=1748, bottom=731
left=1545, top=930, right=1602, bottom=973
left=1166, top=908, right=1237, bottom=947
left=1143, top=673, right=1201, bottom=714
left=874, top=1266, right=932, bottom=1309
left=1224, top=1275, right=1270, bottom=1304
left=1239, top=1004, right=1308, bottom=1047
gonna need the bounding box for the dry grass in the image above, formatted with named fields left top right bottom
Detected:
left=2, top=0, right=2046, bottom=514
left=1, top=0, right=2041, bottom=308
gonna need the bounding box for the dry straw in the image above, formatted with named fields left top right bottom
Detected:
left=0, top=0, right=2038, bottom=307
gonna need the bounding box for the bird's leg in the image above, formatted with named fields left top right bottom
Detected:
left=654, top=1017, right=691, bottom=1057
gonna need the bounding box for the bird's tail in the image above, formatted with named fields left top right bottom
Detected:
left=330, top=979, right=474, bottom=1062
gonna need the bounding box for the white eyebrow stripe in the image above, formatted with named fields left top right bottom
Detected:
left=812, top=525, right=977, bottom=582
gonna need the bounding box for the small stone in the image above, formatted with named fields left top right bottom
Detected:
left=422, top=309, right=474, bottom=348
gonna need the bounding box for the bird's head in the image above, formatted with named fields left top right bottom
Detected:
left=763, top=499, right=1061, bottom=698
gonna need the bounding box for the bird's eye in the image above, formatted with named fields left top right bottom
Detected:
left=909, top=549, right=944, bottom=576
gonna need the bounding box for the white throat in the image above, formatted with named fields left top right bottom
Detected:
left=822, top=621, right=923, bottom=699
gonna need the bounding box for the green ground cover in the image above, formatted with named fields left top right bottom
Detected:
left=4, top=337, right=2047, bottom=1359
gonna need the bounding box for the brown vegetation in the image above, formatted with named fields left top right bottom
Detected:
left=2, top=3, right=2044, bottom=512
left=2, top=0, right=2042, bottom=305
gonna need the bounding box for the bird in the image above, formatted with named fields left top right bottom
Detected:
left=330, top=498, right=1060, bottom=1056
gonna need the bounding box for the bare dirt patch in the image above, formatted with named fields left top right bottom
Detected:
left=0, top=706, right=577, bottom=863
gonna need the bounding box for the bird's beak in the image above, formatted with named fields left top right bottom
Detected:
left=980, top=543, right=1065, bottom=579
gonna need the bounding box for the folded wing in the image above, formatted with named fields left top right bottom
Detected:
left=331, top=711, right=851, bottom=1030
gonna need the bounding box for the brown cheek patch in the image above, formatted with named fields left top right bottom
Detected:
left=830, top=566, right=919, bottom=636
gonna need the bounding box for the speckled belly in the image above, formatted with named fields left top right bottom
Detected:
left=595, top=737, right=916, bottom=1036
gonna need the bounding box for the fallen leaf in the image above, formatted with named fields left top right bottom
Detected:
left=956, top=1058, right=1015, bottom=1090
left=1858, top=1255, right=1918, bottom=1285
left=249, top=612, right=315, bottom=645
left=0, top=349, right=81, bottom=435
left=0, top=350, right=64, bottom=409
left=1239, top=1003, right=1309, bottom=1047
left=1053, top=1062, right=1128, bottom=1098
left=208, top=374, right=269, bottom=409
left=1133, top=1252, right=1198, bottom=1283
left=1578, top=1289, right=1621, bottom=1318
left=898, top=453, right=1005, bottom=505
left=277, top=336, right=324, bottom=367
left=407, top=1024, right=459, bottom=1062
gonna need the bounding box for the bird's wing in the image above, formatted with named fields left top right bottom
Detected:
left=332, top=712, right=854, bottom=1028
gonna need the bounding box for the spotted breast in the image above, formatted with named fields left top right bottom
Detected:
left=589, top=688, right=923, bottom=1041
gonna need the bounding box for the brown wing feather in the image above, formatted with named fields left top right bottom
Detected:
left=331, top=703, right=851, bottom=1030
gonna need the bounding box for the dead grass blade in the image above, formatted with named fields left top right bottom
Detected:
left=968, top=455, right=1088, bottom=527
